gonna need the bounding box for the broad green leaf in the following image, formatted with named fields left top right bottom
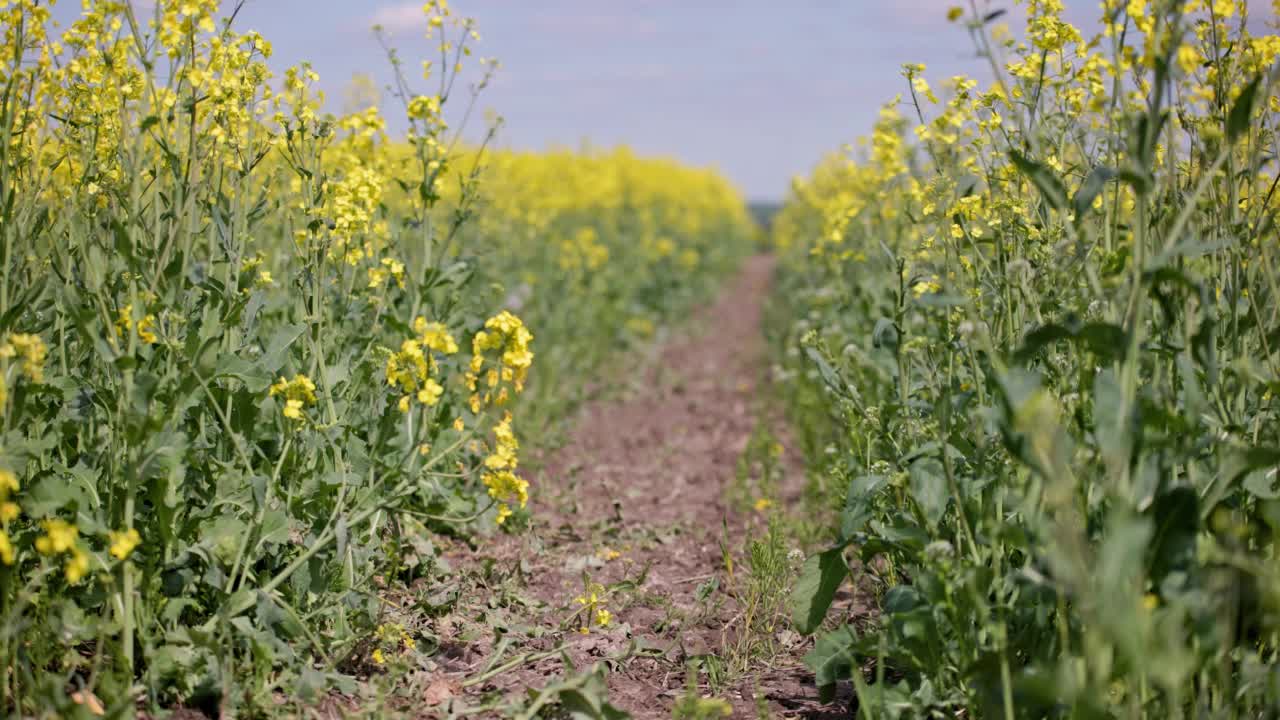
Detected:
left=24, top=476, right=83, bottom=517
left=261, top=323, right=307, bottom=374
left=1093, top=368, right=1132, bottom=475
left=872, top=317, right=899, bottom=351
left=1013, top=324, right=1074, bottom=364
left=1243, top=470, right=1280, bottom=500
left=1228, top=447, right=1280, bottom=497
left=909, top=457, right=948, bottom=528
left=1227, top=76, right=1261, bottom=142
left=1147, top=487, right=1198, bottom=582
left=791, top=548, right=848, bottom=635
left=560, top=689, right=632, bottom=720
left=215, top=353, right=271, bottom=393
left=1014, top=322, right=1127, bottom=364
left=805, top=625, right=861, bottom=703
left=841, top=474, right=888, bottom=541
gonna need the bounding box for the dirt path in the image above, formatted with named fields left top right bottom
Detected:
left=418, top=256, right=833, bottom=718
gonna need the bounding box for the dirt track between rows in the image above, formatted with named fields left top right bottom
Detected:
left=426, top=256, right=840, bottom=718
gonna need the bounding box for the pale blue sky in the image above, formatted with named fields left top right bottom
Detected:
left=54, top=1, right=1271, bottom=200
left=264, top=0, right=1064, bottom=201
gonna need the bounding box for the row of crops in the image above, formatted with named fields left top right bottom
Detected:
left=776, top=0, right=1280, bottom=717
left=0, top=0, right=753, bottom=713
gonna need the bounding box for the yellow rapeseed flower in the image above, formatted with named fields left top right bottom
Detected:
left=0, top=469, right=18, bottom=498
left=35, top=518, right=78, bottom=555
left=137, top=315, right=159, bottom=344
left=912, top=279, right=941, bottom=297
left=109, top=528, right=141, bottom=560
left=483, top=468, right=529, bottom=524
left=115, top=306, right=158, bottom=346
left=4, top=333, right=47, bottom=381
left=466, top=311, right=534, bottom=407
left=268, top=374, right=317, bottom=421
left=484, top=413, right=519, bottom=471
left=64, top=548, right=89, bottom=584
left=384, top=333, right=448, bottom=411
left=414, top=318, right=459, bottom=354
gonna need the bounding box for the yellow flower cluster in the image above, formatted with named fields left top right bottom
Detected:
left=369, top=622, right=417, bottom=666
left=268, top=374, right=318, bottom=422
left=0, top=469, right=20, bottom=565
left=109, top=528, right=141, bottom=561
left=115, top=305, right=159, bottom=346
left=0, top=332, right=47, bottom=391
left=407, top=94, right=442, bottom=122
left=573, top=581, right=612, bottom=634
left=325, top=166, right=385, bottom=265
left=481, top=412, right=529, bottom=525
left=367, top=257, right=407, bottom=290
left=384, top=317, right=459, bottom=413
left=35, top=518, right=89, bottom=584
left=466, top=311, right=534, bottom=413
left=157, top=0, right=219, bottom=55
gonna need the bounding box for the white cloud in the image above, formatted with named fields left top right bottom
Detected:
left=369, top=3, right=426, bottom=36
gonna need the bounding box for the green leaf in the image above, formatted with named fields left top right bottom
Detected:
left=259, top=510, right=292, bottom=546
left=25, top=472, right=91, bottom=517
left=1227, top=76, right=1261, bottom=142
left=1117, top=166, right=1155, bottom=196
left=1127, top=110, right=1168, bottom=170
left=1227, top=446, right=1280, bottom=497
left=805, top=625, right=861, bottom=703
left=1146, top=487, right=1198, bottom=582
left=1072, top=166, right=1116, bottom=221
left=914, top=293, right=967, bottom=308
left=1014, top=322, right=1128, bottom=364
left=791, top=548, right=848, bottom=635
left=560, top=689, right=631, bottom=720
left=1093, top=368, right=1133, bottom=474
left=1013, top=324, right=1074, bottom=363
left=215, top=354, right=271, bottom=393
left=1009, top=149, right=1068, bottom=211
left=1243, top=470, right=1280, bottom=500
left=261, top=323, right=307, bottom=373
left=841, top=474, right=888, bottom=541
left=803, top=345, right=858, bottom=402
left=872, top=317, right=899, bottom=351
left=909, top=457, right=948, bottom=528
left=1076, top=323, right=1127, bottom=358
